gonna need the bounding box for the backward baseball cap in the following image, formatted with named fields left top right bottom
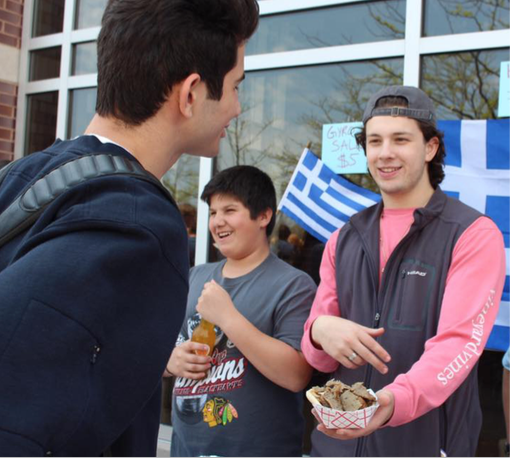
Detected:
left=362, top=85, right=436, bottom=126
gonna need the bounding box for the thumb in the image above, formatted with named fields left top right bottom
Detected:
left=188, top=340, right=211, bottom=354
left=376, top=389, right=392, bottom=406
left=374, top=389, right=395, bottom=423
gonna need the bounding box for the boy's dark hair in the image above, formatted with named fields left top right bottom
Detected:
left=355, top=96, right=446, bottom=189
left=96, top=0, right=259, bottom=125
left=201, top=166, right=277, bottom=237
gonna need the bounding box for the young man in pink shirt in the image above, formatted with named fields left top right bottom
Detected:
left=301, top=85, right=506, bottom=456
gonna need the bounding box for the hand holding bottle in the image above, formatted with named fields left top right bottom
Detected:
left=165, top=340, right=212, bottom=380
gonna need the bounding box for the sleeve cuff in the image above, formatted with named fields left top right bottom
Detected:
left=301, top=330, right=339, bottom=373
left=384, top=384, right=411, bottom=427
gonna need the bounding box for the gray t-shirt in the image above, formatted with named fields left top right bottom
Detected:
left=171, top=253, right=316, bottom=457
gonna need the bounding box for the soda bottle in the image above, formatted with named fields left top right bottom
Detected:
left=191, top=318, right=216, bottom=356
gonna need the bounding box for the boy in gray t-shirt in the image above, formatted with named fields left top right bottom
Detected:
left=165, top=166, right=317, bottom=457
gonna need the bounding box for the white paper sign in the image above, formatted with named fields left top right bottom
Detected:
left=322, top=122, right=367, bottom=174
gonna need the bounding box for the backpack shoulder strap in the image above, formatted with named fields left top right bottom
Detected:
left=0, top=153, right=175, bottom=248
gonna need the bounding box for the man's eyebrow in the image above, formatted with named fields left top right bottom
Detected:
left=235, top=73, right=246, bottom=84
left=392, top=131, right=414, bottom=136
left=367, top=131, right=413, bottom=136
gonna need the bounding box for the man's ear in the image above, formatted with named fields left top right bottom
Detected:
left=425, top=136, right=440, bottom=162
left=258, top=208, right=273, bottom=230
left=178, top=73, right=202, bottom=119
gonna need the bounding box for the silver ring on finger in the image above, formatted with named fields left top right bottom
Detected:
left=347, top=351, right=358, bottom=362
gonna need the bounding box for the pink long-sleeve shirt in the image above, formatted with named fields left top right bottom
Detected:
left=301, top=207, right=506, bottom=427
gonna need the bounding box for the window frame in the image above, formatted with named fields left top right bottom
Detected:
left=14, top=0, right=509, bottom=267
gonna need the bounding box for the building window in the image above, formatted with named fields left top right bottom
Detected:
left=74, top=0, right=108, bottom=29
left=246, top=0, right=406, bottom=55
left=32, top=0, right=65, bottom=37
left=68, top=88, right=97, bottom=138
left=25, top=92, right=58, bottom=155
left=423, top=0, right=510, bottom=36
left=29, top=47, right=61, bottom=81
left=162, top=156, right=200, bottom=210
left=421, top=48, right=509, bottom=119
left=71, top=42, right=97, bottom=76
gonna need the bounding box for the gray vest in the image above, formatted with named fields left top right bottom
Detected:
left=312, top=188, right=484, bottom=457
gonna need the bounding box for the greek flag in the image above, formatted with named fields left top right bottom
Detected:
left=279, top=119, right=509, bottom=351
left=278, top=148, right=380, bottom=244
left=439, top=119, right=509, bottom=351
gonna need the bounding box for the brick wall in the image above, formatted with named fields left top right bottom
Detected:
left=0, top=0, right=23, bottom=162
left=0, top=0, right=23, bottom=49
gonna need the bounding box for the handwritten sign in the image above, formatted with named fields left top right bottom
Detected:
left=499, top=61, right=510, bottom=118
left=322, top=122, right=367, bottom=174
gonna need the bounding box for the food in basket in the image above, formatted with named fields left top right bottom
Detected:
left=306, top=379, right=379, bottom=429
left=308, top=379, right=377, bottom=411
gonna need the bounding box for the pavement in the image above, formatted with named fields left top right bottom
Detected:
left=157, top=424, right=172, bottom=457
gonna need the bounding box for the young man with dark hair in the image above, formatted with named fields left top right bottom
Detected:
left=166, top=165, right=316, bottom=457
left=302, top=85, right=506, bottom=456
left=0, top=0, right=259, bottom=456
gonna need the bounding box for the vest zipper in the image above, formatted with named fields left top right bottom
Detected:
left=351, top=220, right=418, bottom=456
left=352, top=228, right=380, bottom=457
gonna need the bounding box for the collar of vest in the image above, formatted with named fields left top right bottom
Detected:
left=412, top=187, right=448, bottom=225
left=344, top=187, right=448, bottom=279
left=349, top=187, right=447, bottom=242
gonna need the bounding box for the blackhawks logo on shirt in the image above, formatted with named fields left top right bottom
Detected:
left=202, top=396, right=238, bottom=428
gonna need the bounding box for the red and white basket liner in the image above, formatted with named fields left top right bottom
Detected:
left=306, top=388, right=379, bottom=429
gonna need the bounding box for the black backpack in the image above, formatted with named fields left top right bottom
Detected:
left=0, top=153, right=175, bottom=248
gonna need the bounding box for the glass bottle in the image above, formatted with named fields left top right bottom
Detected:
left=191, top=318, right=216, bottom=356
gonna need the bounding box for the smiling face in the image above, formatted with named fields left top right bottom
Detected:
left=365, top=115, right=439, bottom=208
left=208, top=193, right=271, bottom=262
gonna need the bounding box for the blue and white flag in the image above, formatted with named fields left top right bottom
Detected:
left=439, top=119, right=509, bottom=351
left=279, top=119, right=509, bottom=351
left=278, top=148, right=380, bottom=243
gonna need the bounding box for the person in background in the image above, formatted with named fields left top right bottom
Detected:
left=179, top=203, right=198, bottom=267
left=288, top=232, right=304, bottom=263
left=165, top=166, right=316, bottom=456
left=0, top=0, right=259, bottom=455
left=302, top=85, right=506, bottom=456
left=272, top=223, right=295, bottom=264
left=294, top=232, right=325, bottom=286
